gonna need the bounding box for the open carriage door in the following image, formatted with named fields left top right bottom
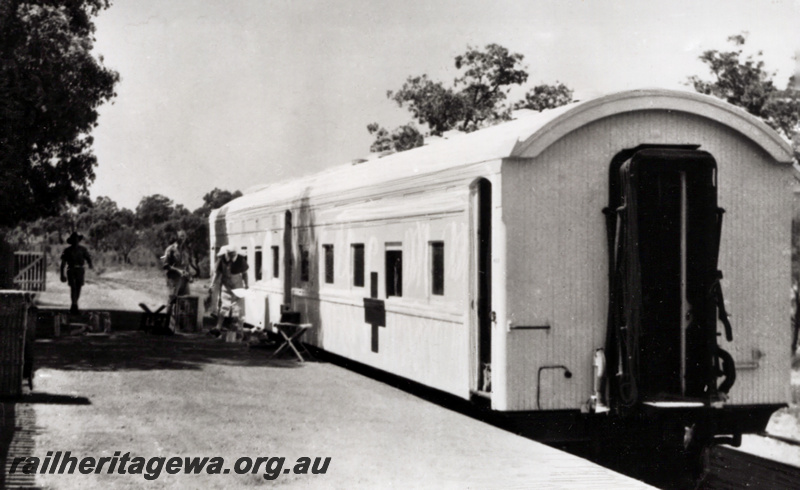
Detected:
left=470, top=178, right=493, bottom=396
left=607, top=148, right=732, bottom=408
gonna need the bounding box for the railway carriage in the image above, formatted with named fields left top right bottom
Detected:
left=210, top=89, right=794, bottom=448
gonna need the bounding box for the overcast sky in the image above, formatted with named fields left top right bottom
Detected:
left=88, top=0, right=800, bottom=211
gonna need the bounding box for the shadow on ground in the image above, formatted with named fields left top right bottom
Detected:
left=35, top=331, right=307, bottom=371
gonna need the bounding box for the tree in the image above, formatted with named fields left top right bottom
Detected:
left=107, top=225, right=137, bottom=264
left=194, top=188, right=243, bottom=219
left=388, top=44, right=528, bottom=136
left=135, top=195, right=176, bottom=229
left=370, top=43, right=574, bottom=152
left=450, top=44, right=530, bottom=131
left=688, top=33, right=800, bottom=139
left=190, top=188, right=242, bottom=276
left=514, top=82, right=574, bottom=112
left=366, top=123, right=424, bottom=153
left=135, top=189, right=242, bottom=276
left=178, top=213, right=209, bottom=276
left=79, top=196, right=120, bottom=250
left=0, top=0, right=119, bottom=227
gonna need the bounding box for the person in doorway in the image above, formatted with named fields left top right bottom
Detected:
left=162, top=230, right=193, bottom=330
left=60, top=232, right=93, bottom=315
left=209, top=245, right=249, bottom=335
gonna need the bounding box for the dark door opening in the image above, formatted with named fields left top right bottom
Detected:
left=607, top=148, right=721, bottom=404
left=472, top=178, right=493, bottom=394
left=283, top=210, right=293, bottom=307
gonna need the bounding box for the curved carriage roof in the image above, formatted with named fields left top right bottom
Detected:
left=221, top=88, right=793, bottom=216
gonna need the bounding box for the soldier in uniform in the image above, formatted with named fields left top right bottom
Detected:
left=162, top=230, right=193, bottom=331
left=60, top=232, right=93, bottom=315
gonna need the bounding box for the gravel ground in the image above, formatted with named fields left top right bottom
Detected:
left=15, top=333, right=652, bottom=489
left=7, top=268, right=652, bottom=489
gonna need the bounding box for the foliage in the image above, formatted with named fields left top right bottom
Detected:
left=131, top=190, right=242, bottom=276
left=387, top=44, right=528, bottom=136
left=387, top=75, right=464, bottom=137
left=0, top=0, right=119, bottom=227
left=194, top=188, right=243, bottom=219
left=370, top=43, right=574, bottom=152
left=366, top=123, right=424, bottom=153
left=135, top=194, right=176, bottom=228
left=78, top=196, right=134, bottom=251
left=451, top=44, right=529, bottom=131
left=688, top=33, right=800, bottom=138
left=6, top=188, right=243, bottom=278
left=106, top=225, right=137, bottom=264
left=514, top=82, right=574, bottom=112
left=177, top=212, right=210, bottom=274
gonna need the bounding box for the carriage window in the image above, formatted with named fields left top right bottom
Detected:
left=431, top=242, right=444, bottom=295
left=323, top=244, right=334, bottom=284
left=255, top=247, right=263, bottom=281
left=352, top=244, right=364, bottom=287
left=300, top=245, right=310, bottom=282
left=386, top=243, right=402, bottom=297
left=271, top=246, right=279, bottom=278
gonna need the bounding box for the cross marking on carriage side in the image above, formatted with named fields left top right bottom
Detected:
left=365, top=272, right=385, bottom=353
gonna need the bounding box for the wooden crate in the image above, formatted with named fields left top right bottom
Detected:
left=175, top=296, right=202, bottom=333
left=141, top=312, right=170, bottom=334
left=0, top=291, right=31, bottom=397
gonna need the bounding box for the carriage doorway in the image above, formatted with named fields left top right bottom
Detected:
left=470, top=178, right=492, bottom=395
left=283, top=210, right=293, bottom=307
left=608, top=147, right=720, bottom=403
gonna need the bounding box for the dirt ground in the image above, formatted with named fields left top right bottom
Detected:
left=3, top=267, right=652, bottom=489
left=36, top=268, right=210, bottom=313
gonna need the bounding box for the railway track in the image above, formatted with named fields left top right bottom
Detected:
left=701, top=434, right=800, bottom=489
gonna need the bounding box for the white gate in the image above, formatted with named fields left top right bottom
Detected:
left=14, top=252, right=47, bottom=292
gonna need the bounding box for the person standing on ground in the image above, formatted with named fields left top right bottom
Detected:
left=209, top=245, right=249, bottom=335
left=162, top=230, right=193, bottom=329
left=60, top=232, right=93, bottom=315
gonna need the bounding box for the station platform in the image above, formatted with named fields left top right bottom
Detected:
left=4, top=330, right=651, bottom=488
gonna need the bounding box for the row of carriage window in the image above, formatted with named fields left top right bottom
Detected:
left=240, top=242, right=445, bottom=297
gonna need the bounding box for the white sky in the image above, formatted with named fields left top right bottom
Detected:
left=89, top=0, right=800, bottom=211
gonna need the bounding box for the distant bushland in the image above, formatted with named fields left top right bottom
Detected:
left=3, top=189, right=241, bottom=280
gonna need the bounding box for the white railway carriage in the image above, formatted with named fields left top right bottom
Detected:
left=211, top=89, right=794, bottom=447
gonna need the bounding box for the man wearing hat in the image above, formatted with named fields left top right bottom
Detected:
left=209, top=245, right=249, bottom=335
left=163, top=229, right=193, bottom=299
left=60, top=232, right=93, bottom=314
left=161, top=230, right=195, bottom=333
